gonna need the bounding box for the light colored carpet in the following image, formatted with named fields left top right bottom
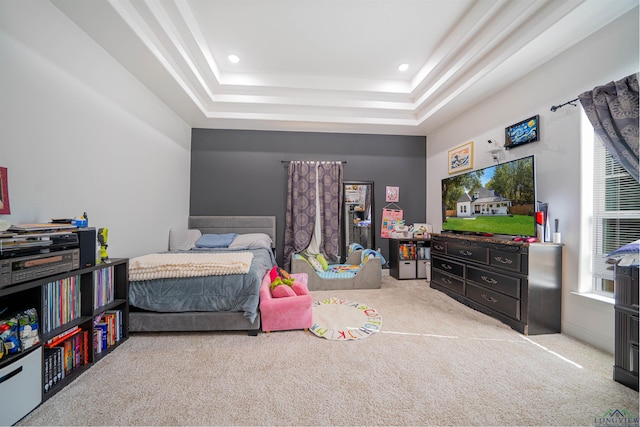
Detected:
left=18, top=272, right=639, bottom=426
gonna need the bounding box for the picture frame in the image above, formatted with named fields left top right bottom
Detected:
left=505, top=115, right=539, bottom=150
left=448, top=141, right=474, bottom=174
left=385, top=186, right=399, bottom=203
left=0, top=167, right=10, bottom=214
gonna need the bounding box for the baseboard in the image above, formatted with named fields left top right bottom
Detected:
left=562, top=320, right=614, bottom=355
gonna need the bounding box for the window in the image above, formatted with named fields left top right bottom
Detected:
left=592, top=134, right=640, bottom=296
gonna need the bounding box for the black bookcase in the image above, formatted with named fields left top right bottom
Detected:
left=389, top=238, right=431, bottom=280
left=0, top=258, right=129, bottom=424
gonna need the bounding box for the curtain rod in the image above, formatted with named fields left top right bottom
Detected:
left=281, top=160, right=347, bottom=164
left=550, top=97, right=579, bottom=112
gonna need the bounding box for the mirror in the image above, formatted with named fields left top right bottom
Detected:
left=342, top=181, right=374, bottom=261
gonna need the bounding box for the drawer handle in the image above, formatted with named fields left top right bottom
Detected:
left=0, top=366, right=23, bottom=385
left=494, top=256, right=513, bottom=264
left=481, top=294, right=498, bottom=303
left=434, top=244, right=445, bottom=251
left=481, top=275, right=498, bottom=285
left=441, top=263, right=453, bottom=270
left=459, top=250, right=473, bottom=257
left=441, top=277, right=452, bottom=284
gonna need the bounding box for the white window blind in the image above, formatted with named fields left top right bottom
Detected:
left=592, top=135, right=640, bottom=294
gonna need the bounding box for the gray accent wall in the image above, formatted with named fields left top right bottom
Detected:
left=191, top=129, right=426, bottom=265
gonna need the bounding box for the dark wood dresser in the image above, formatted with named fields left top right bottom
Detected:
left=430, top=233, right=562, bottom=335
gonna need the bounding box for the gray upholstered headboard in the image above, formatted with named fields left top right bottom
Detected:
left=188, top=216, right=277, bottom=249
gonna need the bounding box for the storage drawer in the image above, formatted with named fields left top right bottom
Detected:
left=448, top=242, right=488, bottom=264
left=466, top=266, right=521, bottom=298
left=398, top=260, right=416, bottom=279
left=432, top=269, right=464, bottom=295
left=0, top=347, right=42, bottom=426
left=417, top=260, right=430, bottom=279
left=431, top=256, right=464, bottom=279
left=489, top=250, right=524, bottom=273
left=466, top=283, right=520, bottom=320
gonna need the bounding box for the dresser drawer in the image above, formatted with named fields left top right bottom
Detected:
left=448, top=242, right=488, bottom=264
left=431, top=240, right=447, bottom=254
left=615, top=306, right=639, bottom=376
left=431, top=256, right=464, bottom=279
left=466, top=266, right=521, bottom=298
left=466, top=283, right=520, bottom=320
left=432, top=269, right=464, bottom=295
left=489, top=250, right=524, bottom=273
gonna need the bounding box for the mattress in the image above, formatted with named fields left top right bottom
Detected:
left=129, top=247, right=275, bottom=323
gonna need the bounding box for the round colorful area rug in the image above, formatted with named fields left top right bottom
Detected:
left=310, top=297, right=382, bottom=340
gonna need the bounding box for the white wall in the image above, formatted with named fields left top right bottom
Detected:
left=0, top=1, right=191, bottom=259
left=426, top=8, right=639, bottom=354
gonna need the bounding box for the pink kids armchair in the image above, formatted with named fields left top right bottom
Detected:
left=259, top=271, right=313, bottom=333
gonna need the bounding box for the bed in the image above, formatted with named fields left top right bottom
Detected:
left=128, top=216, right=277, bottom=336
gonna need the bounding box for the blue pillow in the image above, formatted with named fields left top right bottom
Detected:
left=195, top=233, right=238, bottom=248
left=607, top=239, right=640, bottom=257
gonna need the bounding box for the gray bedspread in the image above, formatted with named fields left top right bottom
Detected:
left=129, top=247, right=275, bottom=323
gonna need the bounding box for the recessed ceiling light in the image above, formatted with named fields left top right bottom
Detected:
left=398, top=63, right=409, bottom=72
left=228, top=54, right=240, bottom=64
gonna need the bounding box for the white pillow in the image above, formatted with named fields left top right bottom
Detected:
left=228, top=233, right=273, bottom=250
left=307, top=256, right=324, bottom=273
left=169, top=229, right=202, bottom=251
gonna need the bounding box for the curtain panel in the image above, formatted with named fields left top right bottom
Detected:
left=579, top=73, right=639, bottom=183
left=283, top=162, right=316, bottom=270
left=317, top=162, right=343, bottom=262
left=283, top=161, right=343, bottom=269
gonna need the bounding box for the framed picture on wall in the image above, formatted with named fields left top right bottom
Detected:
left=448, top=141, right=474, bottom=174
left=505, top=115, right=539, bottom=150
left=0, top=167, right=10, bottom=214
left=385, top=186, right=399, bottom=203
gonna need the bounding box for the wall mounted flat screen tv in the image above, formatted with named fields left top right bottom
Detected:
left=441, top=155, right=536, bottom=237
left=504, top=115, right=539, bottom=150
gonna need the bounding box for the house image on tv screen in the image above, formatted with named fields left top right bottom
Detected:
left=456, top=187, right=511, bottom=217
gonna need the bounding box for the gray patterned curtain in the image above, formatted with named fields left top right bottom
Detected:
left=579, top=73, right=639, bottom=183
left=317, top=162, right=343, bottom=262
left=283, top=162, right=316, bottom=270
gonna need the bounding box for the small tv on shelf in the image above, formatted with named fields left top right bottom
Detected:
left=441, top=155, right=536, bottom=237
left=504, top=115, right=539, bottom=150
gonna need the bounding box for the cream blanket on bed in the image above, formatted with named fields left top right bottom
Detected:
left=129, top=252, right=254, bottom=281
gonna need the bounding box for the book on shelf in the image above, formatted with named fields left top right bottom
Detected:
left=45, top=326, right=80, bottom=348
left=42, top=275, right=81, bottom=334
left=43, top=349, right=51, bottom=393
left=95, top=322, right=108, bottom=353
left=62, top=340, right=73, bottom=375
left=93, top=265, right=115, bottom=309
left=83, top=330, right=89, bottom=365
left=105, top=310, right=123, bottom=342
left=43, top=328, right=87, bottom=391
left=93, top=328, right=102, bottom=354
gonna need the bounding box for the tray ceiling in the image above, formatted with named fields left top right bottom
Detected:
left=52, top=0, right=638, bottom=135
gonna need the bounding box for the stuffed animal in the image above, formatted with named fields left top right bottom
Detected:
left=269, top=266, right=294, bottom=290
